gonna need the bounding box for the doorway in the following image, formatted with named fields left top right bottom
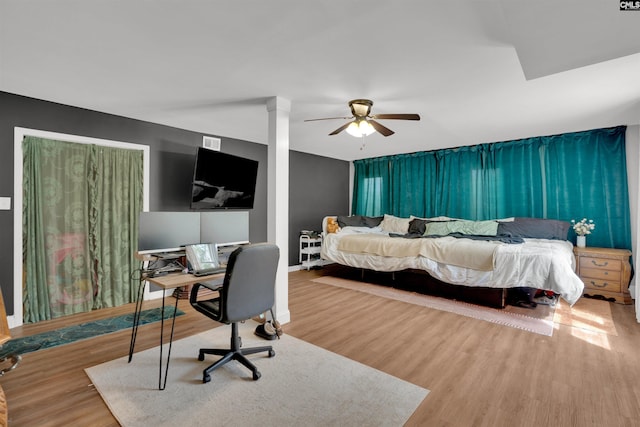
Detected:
left=12, top=128, right=150, bottom=327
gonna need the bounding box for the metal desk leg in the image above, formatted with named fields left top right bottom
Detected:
left=158, top=292, right=180, bottom=390
left=128, top=278, right=147, bottom=363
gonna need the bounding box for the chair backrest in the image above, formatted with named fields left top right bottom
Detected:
left=221, top=243, right=280, bottom=323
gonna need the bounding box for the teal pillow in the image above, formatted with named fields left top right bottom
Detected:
left=424, top=220, right=499, bottom=236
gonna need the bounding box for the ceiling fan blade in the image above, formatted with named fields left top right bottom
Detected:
left=368, top=119, right=395, bottom=137
left=371, top=113, right=421, bottom=120
left=329, top=122, right=352, bottom=136
left=304, top=116, right=352, bottom=122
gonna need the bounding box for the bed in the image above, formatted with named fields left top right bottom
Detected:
left=320, top=214, right=584, bottom=307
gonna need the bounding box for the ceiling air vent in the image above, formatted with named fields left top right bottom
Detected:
left=202, top=136, right=221, bottom=151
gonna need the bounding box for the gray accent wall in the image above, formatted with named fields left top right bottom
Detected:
left=289, top=151, right=350, bottom=264
left=0, top=91, right=350, bottom=315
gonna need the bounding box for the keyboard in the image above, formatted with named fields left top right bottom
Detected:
left=192, top=267, right=226, bottom=277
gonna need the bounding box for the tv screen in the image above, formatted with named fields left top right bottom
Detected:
left=190, top=148, right=259, bottom=210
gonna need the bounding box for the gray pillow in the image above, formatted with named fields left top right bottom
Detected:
left=497, top=217, right=570, bottom=240
left=408, top=218, right=429, bottom=235
left=337, top=215, right=365, bottom=228
left=362, top=216, right=384, bottom=227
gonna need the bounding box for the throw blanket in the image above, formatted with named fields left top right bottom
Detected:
left=337, top=234, right=502, bottom=271
left=395, top=232, right=524, bottom=244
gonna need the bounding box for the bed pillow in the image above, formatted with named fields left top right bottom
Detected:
left=336, top=215, right=364, bottom=228
left=408, top=218, right=429, bottom=234
left=410, top=215, right=455, bottom=222
left=497, top=217, right=570, bottom=240
left=362, top=216, right=384, bottom=227
left=424, top=220, right=499, bottom=236
left=379, top=214, right=411, bottom=234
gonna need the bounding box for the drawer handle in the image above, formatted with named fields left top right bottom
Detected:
left=590, top=260, right=609, bottom=267
left=589, top=281, right=608, bottom=288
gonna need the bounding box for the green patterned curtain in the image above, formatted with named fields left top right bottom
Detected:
left=23, top=138, right=94, bottom=322
left=22, top=137, right=143, bottom=323
left=90, top=145, right=143, bottom=308
left=352, top=126, right=630, bottom=250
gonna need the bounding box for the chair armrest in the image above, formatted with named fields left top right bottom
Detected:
left=189, top=280, right=223, bottom=305
left=198, top=278, right=224, bottom=291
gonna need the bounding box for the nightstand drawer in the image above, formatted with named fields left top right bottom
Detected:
left=582, top=278, right=621, bottom=293
left=580, top=267, right=621, bottom=282
left=579, top=257, right=621, bottom=271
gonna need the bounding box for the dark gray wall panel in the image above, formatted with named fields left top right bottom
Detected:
left=289, top=151, right=350, bottom=265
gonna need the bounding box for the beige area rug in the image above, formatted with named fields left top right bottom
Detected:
left=553, top=297, right=617, bottom=336
left=312, top=276, right=556, bottom=336
left=85, top=322, right=429, bottom=427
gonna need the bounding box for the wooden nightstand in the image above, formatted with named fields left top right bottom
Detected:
left=573, top=246, right=632, bottom=304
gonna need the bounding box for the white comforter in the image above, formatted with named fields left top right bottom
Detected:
left=321, top=226, right=584, bottom=305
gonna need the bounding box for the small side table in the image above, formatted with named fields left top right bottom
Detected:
left=299, top=234, right=323, bottom=270
left=573, top=246, right=632, bottom=304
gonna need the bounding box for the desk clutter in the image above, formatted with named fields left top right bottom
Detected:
left=140, top=252, right=186, bottom=277
left=140, top=241, right=250, bottom=279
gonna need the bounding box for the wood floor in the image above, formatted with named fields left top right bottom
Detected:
left=2, top=266, right=640, bottom=426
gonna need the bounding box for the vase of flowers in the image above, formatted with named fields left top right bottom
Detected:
left=571, top=218, right=595, bottom=248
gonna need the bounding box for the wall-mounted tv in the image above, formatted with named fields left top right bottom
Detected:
left=190, top=147, right=259, bottom=210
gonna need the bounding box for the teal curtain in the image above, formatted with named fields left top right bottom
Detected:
left=490, top=140, right=545, bottom=218
left=23, top=137, right=143, bottom=323
left=352, top=126, right=630, bottom=249
left=391, top=152, right=437, bottom=218
left=353, top=156, right=391, bottom=216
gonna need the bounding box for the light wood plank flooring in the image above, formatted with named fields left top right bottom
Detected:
left=2, top=267, right=639, bottom=426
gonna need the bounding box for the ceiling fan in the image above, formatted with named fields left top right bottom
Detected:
left=305, top=99, right=420, bottom=137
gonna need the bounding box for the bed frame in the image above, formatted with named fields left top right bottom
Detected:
left=333, top=264, right=508, bottom=309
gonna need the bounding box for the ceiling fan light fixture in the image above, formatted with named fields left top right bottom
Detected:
left=306, top=98, right=419, bottom=138
left=349, top=99, right=373, bottom=117
left=346, top=119, right=375, bottom=137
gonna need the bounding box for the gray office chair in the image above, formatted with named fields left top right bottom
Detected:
left=189, top=243, right=280, bottom=383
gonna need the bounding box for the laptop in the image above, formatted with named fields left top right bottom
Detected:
left=185, top=243, right=226, bottom=277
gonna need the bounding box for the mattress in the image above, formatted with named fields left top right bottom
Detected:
left=321, top=226, right=584, bottom=305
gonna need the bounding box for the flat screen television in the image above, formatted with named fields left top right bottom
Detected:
left=190, top=147, right=259, bottom=210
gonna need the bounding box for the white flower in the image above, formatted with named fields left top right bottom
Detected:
left=571, top=218, right=595, bottom=236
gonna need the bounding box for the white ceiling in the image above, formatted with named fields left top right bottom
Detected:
left=1, top=0, right=639, bottom=161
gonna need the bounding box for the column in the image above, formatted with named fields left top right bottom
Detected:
left=267, top=97, right=291, bottom=324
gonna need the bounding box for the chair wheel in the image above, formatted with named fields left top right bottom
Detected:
left=253, top=371, right=261, bottom=381
left=203, top=374, right=211, bottom=383
left=198, top=352, right=205, bottom=361
left=268, top=349, right=276, bottom=358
